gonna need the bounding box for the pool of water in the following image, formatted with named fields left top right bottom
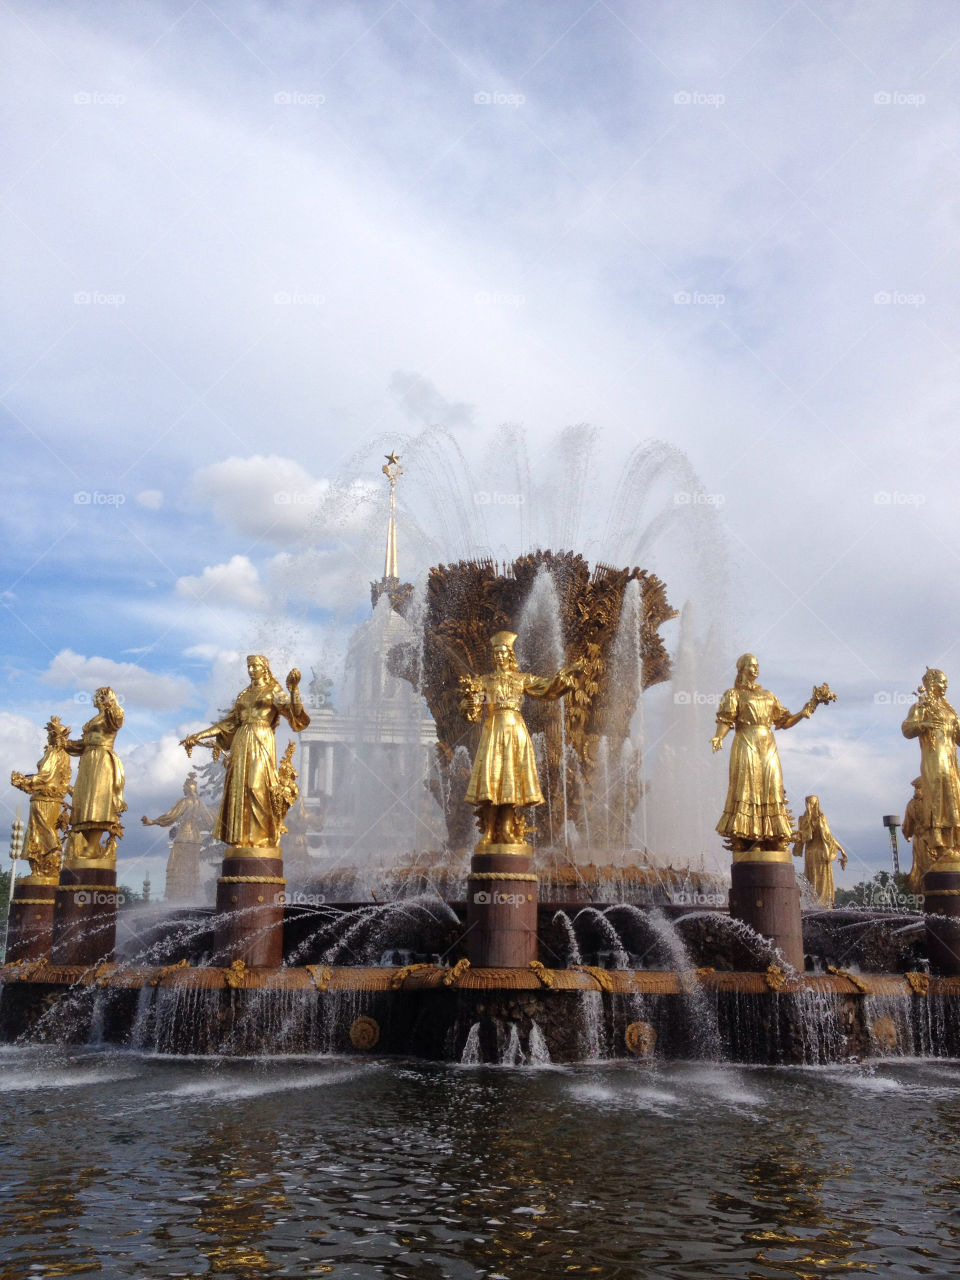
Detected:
left=0, top=1047, right=957, bottom=1278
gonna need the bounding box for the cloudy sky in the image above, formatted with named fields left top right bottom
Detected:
left=3, top=0, right=959, bottom=891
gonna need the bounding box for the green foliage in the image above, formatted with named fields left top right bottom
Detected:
left=835, top=869, right=917, bottom=911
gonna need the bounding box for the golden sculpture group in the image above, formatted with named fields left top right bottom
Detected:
left=6, top=649, right=959, bottom=917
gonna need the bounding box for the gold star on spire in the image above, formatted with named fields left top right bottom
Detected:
left=385, top=450, right=400, bottom=466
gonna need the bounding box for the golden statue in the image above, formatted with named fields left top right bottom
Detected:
left=142, top=772, right=218, bottom=900
left=711, top=654, right=836, bottom=854
left=180, top=655, right=309, bottom=849
left=459, top=631, right=580, bottom=846
left=901, top=668, right=960, bottom=865
left=10, top=715, right=72, bottom=882
left=902, top=776, right=935, bottom=895
left=64, top=687, right=127, bottom=867
left=793, top=795, right=847, bottom=906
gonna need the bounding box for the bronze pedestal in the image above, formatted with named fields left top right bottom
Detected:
left=5, top=879, right=58, bottom=962
left=214, top=847, right=285, bottom=967
left=467, top=843, right=539, bottom=968
left=51, top=866, right=118, bottom=966
left=728, top=852, right=804, bottom=973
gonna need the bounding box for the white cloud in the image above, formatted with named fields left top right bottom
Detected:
left=175, top=555, right=268, bottom=609
left=136, top=489, right=164, bottom=509
left=191, top=456, right=329, bottom=543
left=40, top=650, right=194, bottom=711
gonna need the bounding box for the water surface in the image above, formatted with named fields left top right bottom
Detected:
left=0, top=1047, right=956, bottom=1278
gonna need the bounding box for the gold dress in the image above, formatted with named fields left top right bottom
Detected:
left=209, top=684, right=309, bottom=848
left=17, top=741, right=71, bottom=873
left=796, top=809, right=843, bottom=906
left=715, top=684, right=794, bottom=843
left=465, top=670, right=574, bottom=807
left=902, top=794, right=935, bottom=893
left=67, top=703, right=126, bottom=838
left=901, top=696, right=960, bottom=854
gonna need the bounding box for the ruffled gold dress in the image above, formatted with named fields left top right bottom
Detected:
left=465, top=669, right=574, bottom=807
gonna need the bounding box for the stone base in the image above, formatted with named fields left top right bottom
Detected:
left=51, top=867, right=119, bottom=966
left=5, top=879, right=58, bottom=962
left=214, top=847, right=285, bottom=967
left=467, top=842, right=538, bottom=968
left=923, top=866, right=960, bottom=975
left=729, top=857, right=804, bottom=972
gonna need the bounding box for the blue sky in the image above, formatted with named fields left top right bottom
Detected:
left=3, top=0, right=959, bottom=890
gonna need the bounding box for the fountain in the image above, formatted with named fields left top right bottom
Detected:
left=3, top=441, right=960, bottom=1068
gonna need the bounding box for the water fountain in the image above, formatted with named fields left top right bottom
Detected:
left=3, top=437, right=959, bottom=1067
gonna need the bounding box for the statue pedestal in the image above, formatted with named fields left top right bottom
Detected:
left=51, top=866, right=118, bottom=966
left=5, top=877, right=58, bottom=962
left=214, top=847, right=285, bottom=967
left=467, top=843, right=538, bottom=968
left=923, top=859, right=960, bottom=975
left=728, top=851, right=804, bottom=972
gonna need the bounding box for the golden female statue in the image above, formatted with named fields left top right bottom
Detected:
left=11, top=715, right=72, bottom=881
left=901, top=668, right=960, bottom=862
left=459, top=631, right=579, bottom=846
left=902, top=776, right=935, bottom=894
left=142, top=772, right=218, bottom=900
left=711, top=653, right=835, bottom=853
left=64, top=687, right=126, bottom=865
left=180, top=655, right=310, bottom=849
left=793, top=795, right=846, bottom=906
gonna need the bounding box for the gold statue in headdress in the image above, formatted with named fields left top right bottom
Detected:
left=180, top=655, right=309, bottom=849
left=902, top=776, right=935, bottom=895
left=459, top=631, right=580, bottom=847
left=10, top=715, right=73, bottom=882
left=901, top=667, right=960, bottom=865
left=711, top=653, right=836, bottom=854
left=64, top=687, right=127, bottom=867
left=793, top=795, right=847, bottom=906
left=142, top=771, right=218, bottom=900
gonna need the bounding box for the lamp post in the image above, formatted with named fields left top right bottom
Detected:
left=2, top=807, right=24, bottom=963
left=882, top=814, right=901, bottom=877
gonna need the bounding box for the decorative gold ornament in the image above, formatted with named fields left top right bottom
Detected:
left=349, top=1015, right=380, bottom=1050
left=625, top=1021, right=657, bottom=1056
left=901, top=669, right=960, bottom=863
left=385, top=550, right=676, bottom=849
left=905, top=971, right=930, bottom=996
left=10, top=715, right=72, bottom=882
left=180, top=655, right=309, bottom=849
left=712, top=655, right=835, bottom=854
left=528, top=960, right=554, bottom=988
left=225, top=959, right=247, bottom=989
left=765, top=964, right=789, bottom=992
left=305, top=964, right=332, bottom=991
left=63, top=688, right=126, bottom=869
left=827, top=965, right=869, bottom=993
left=870, top=1016, right=898, bottom=1051
left=443, top=958, right=471, bottom=987
left=793, top=795, right=847, bottom=907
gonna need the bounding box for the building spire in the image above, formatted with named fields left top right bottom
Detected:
left=381, top=450, right=402, bottom=582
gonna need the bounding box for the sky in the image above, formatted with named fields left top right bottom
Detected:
left=3, top=0, right=960, bottom=893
